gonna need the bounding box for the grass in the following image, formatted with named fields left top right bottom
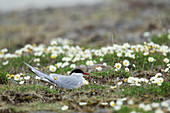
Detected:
left=151, top=33, right=169, bottom=46
left=118, top=82, right=170, bottom=98
left=0, top=33, right=169, bottom=112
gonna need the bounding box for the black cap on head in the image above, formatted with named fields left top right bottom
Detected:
left=70, top=69, right=84, bottom=75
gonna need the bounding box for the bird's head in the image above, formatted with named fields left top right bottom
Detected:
left=70, top=69, right=90, bottom=75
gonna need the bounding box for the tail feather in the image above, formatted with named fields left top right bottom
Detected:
left=24, top=62, right=56, bottom=85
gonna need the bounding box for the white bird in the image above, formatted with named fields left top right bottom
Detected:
left=24, top=62, right=89, bottom=89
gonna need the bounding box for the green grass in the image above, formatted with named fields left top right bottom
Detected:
left=0, top=33, right=169, bottom=112
left=117, top=82, right=170, bottom=98
left=151, top=33, right=169, bottom=46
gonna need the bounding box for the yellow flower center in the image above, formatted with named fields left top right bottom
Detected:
left=46, top=66, right=49, bottom=69
left=6, top=74, right=10, bottom=77
left=151, top=51, right=155, bottom=53
left=54, top=77, right=58, bottom=80
left=51, top=55, right=56, bottom=59
left=10, top=75, right=15, bottom=78
left=16, top=76, right=19, bottom=79
left=117, top=65, right=120, bottom=68
left=33, top=44, right=37, bottom=47
left=124, top=79, right=127, bottom=82
left=112, top=103, right=116, bottom=106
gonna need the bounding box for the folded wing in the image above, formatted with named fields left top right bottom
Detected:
left=24, top=62, right=56, bottom=85
left=56, top=76, right=84, bottom=89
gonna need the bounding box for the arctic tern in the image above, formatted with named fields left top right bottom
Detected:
left=24, top=62, right=89, bottom=89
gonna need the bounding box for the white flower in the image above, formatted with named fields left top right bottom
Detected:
left=33, top=58, right=40, bottom=63
left=151, top=102, right=160, bottom=108
left=67, top=71, right=71, bottom=75
left=79, top=102, right=87, bottom=106
left=50, top=53, right=57, bottom=59
left=24, top=76, right=30, bottom=80
left=61, top=105, right=69, bottom=111
left=55, top=62, right=62, bottom=68
left=125, top=67, right=129, bottom=72
left=167, top=107, right=170, bottom=111
left=1, top=48, right=8, bottom=53
left=157, top=78, right=164, bottom=83
left=114, top=106, right=121, bottom=111
left=117, top=53, right=122, bottom=57
left=161, top=101, right=169, bottom=107
left=100, top=58, right=103, bottom=61
left=110, top=101, right=116, bottom=107
left=70, top=64, right=76, bottom=68
left=155, top=73, right=162, bottom=78
left=2, top=60, right=9, bottom=65
left=14, top=74, right=20, bottom=81
left=96, top=67, right=102, bottom=71
left=163, top=58, right=169, bottom=63
left=121, top=98, right=127, bottom=101
left=144, top=52, right=149, bottom=56
left=127, top=77, right=134, bottom=83
left=123, top=60, right=130, bottom=66
left=115, top=68, right=118, bottom=71
left=148, top=57, right=155, bottom=62
left=143, top=32, right=150, bottom=37
left=125, top=52, right=131, bottom=57
left=150, top=77, right=157, bottom=84
left=93, top=60, right=97, bottom=63
left=115, top=63, right=122, bottom=70
left=117, top=81, right=123, bottom=86
left=167, top=64, right=170, bottom=68
left=116, top=100, right=123, bottom=106
left=136, top=83, right=141, bottom=86
left=50, top=86, right=53, bottom=89
left=83, top=80, right=89, bottom=85
left=132, top=64, right=136, bottom=68
left=128, top=100, right=134, bottom=105
left=35, top=76, right=41, bottom=80
left=49, top=65, right=57, bottom=72
left=164, top=68, right=169, bottom=72
left=86, top=60, right=94, bottom=66
left=163, top=52, right=167, bottom=56
left=50, top=40, right=57, bottom=46
left=139, top=103, right=145, bottom=109
left=103, top=62, right=107, bottom=66
left=19, top=81, right=24, bottom=85
left=155, top=109, right=164, bottom=113
left=101, top=102, right=108, bottom=105
left=61, top=62, right=69, bottom=68
left=37, top=63, right=40, bottom=66
left=143, top=104, right=152, bottom=111
left=116, top=77, right=119, bottom=81
left=110, top=86, right=117, bottom=89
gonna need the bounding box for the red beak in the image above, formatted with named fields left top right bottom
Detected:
left=83, top=73, right=90, bottom=75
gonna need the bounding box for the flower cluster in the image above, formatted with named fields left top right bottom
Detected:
left=139, top=100, right=170, bottom=112
left=150, top=73, right=164, bottom=86
left=6, top=73, right=30, bottom=85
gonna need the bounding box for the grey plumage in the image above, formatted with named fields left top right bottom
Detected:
left=24, top=62, right=87, bottom=89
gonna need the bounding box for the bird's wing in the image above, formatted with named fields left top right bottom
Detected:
left=49, top=74, right=62, bottom=79
left=57, top=76, right=83, bottom=89
left=24, top=62, right=56, bottom=85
